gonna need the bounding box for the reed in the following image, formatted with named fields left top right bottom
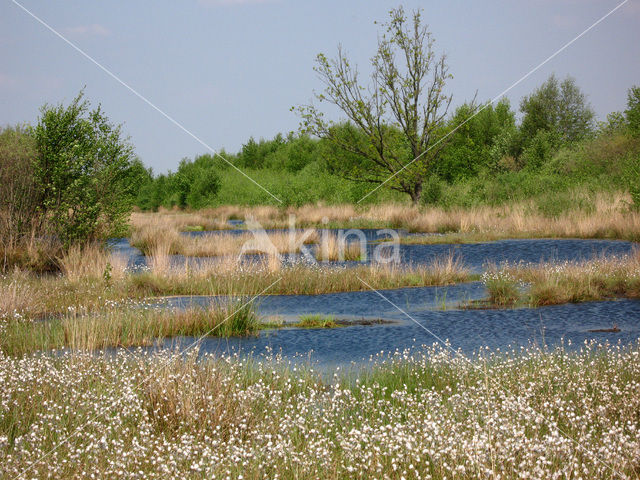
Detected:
left=315, top=233, right=365, bottom=261
left=57, top=243, right=127, bottom=281
left=130, top=191, right=640, bottom=242
left=1, top=300, right=261, bottom=355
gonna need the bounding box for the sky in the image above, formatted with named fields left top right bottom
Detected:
left=1, top=0, right=639, bottom=174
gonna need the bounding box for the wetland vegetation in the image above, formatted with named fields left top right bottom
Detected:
left=1, top=6, right=640, bottom=479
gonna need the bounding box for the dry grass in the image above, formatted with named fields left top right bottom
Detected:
left=477, top=249, right=640, bottom=307
left=131, top=191, right=640, bottom=243
left=0, top=252, right=473, bottom=320
left=0, top=275, right=36, bottom=319
left=131, top=215, right=320, bottom=257
left=57, top=244, right=127, bottom=281
left=315, top=233, right=365, bottom=261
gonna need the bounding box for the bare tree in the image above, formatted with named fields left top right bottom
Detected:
left=297, top=7, right=453, bottom=204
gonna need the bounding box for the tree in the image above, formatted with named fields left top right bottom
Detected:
left=297, top=7, right=454, bottom=204
left=625, top=85, right=640, bottom=137
left=33, top=91, right=139, bottom=247
left=436, top=99, right=516, bottom=182
left=520, top=74, right=595, bottom=144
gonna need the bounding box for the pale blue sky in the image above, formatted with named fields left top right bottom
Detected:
left=1, top=0, right=639, bottom=173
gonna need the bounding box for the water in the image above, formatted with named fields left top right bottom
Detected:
left=109, top=235, right=637, bottom=273
left=156, top=287, right=640, bottom=369
left=395, top=238, right=635, bottom=273
left=108, top=233, right=639, bottom=368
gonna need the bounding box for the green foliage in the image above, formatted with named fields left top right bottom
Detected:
left=626, top=154, right=640, bottom=209
left=625, top=85, right=640, bottom=137
left=297, top=7, right=454, bottom=204
left=419, top=175, right=444, bottom=206
left=0, top=125, right=40, bottom=240
left=520, top=129, right=561, bottom=170
left=437, top=99, right=517, bottom=181
left=140, top=153, right=222, bottom=210
left=597, top=111, right=627, bottom=136
left=32, top=92, right=140, bottom=247
left=520, top=74, right=595, bottom=144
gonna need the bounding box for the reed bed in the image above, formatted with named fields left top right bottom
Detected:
left=314, top=232, right=365, bottom=261
left=480, top=249, right=640, bottom=307
left=131, top=219, right=319, bottom=258
left=0, top=301, right=260, bottom=356
left=1, top=342, right=639, bottom=478
left=131, top=256, right=471, bottom=298
left=57, top=244, right=128, bottom=282
left=0, top=252, right=473, bottom=320
left=130, top=191, right=640, bottom=242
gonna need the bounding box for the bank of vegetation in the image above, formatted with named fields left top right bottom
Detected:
left=1, top=343, right=639, bottom=478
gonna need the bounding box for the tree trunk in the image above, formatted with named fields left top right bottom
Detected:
left=410, top=182, right=422, bottom=205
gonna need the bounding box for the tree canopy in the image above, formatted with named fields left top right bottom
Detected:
left=297, top=7, right=454, bottom=204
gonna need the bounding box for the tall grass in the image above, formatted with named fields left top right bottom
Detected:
left=315, top=232, right=364, bottom=261
left=478, top=249, right=640, bottom=307
left=131, top=191, right=640, bottom=243
left=57, top=243, right=127, bottom=281
left=131, top=215, right=319, bottom=257
left=1, top=300, right=261, bottom=355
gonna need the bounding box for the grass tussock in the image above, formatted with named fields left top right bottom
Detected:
left=57, top=243, right=127, bottom=281
left=315, top=233, right=365, bottom=261
left=1, top=342, right=640, bottom=478
left=479, top=249, right=640, bottom=307
left=0, top=276, right=37, bottom=319
left=296, top=314, right=339, bottom=329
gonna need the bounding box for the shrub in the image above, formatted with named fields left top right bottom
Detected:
left=0, top=125, right=41, bottom=237
left=626, top=155, right=640, bottom=209
left=33, top=91, right=139, bottom=247
left=625, top=85, right=640, bottom=137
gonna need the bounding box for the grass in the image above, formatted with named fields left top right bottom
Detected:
left=131, top=191, right=640, bottom=243
left=314, top=232, right=365, bottom=261
left=481, top=269, right=522, bottom=307
left=0, top=301, right=261, bottom=356
left=474, top=249, right=640, bottom=308
left=296, top=314, right=340, bottom=329
left=1, top=342, right=639, bottom=478
left=131, top=224, right=319, bottom=258
left=0, top=251, right=473, bottom=320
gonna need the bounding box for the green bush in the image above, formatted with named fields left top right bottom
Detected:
left=33, top=92, right=140, bottom=247
left=419, top=175, right=444, bottom=206
left=626, top=155, right=640, bottom=209
left=626, top=85, right=640, bottom=137
left=0, top=125, right=40, bottom=241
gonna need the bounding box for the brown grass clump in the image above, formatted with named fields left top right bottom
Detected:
left=503, top=249, right=640, bottom=306
left=0, top=276, right=36, bottom=318
left=57, top=244, right=127, bottom=281
left=315, top=233, right=365, bottom=261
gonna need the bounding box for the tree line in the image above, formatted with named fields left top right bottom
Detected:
left=137, top=7, right=639, bottom=209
